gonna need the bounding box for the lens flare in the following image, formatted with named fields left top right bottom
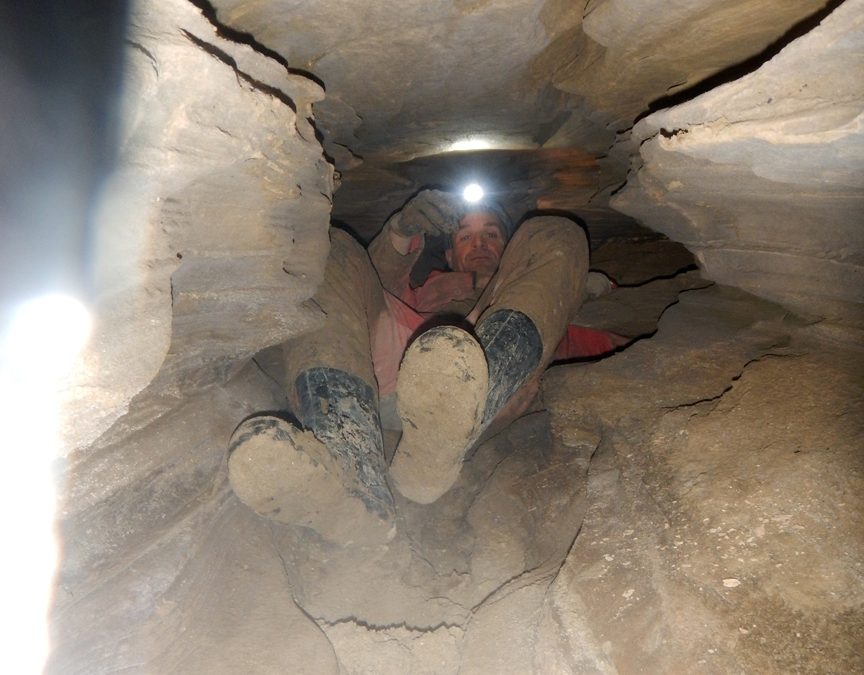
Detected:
left=1, top=293, right=91, bottom=673
left=4, top=295, right=92, bottom=375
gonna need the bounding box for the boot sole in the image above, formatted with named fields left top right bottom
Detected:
left=390, top=326, right=488, bottom=503
left=228, top=416, right=394, bottom=544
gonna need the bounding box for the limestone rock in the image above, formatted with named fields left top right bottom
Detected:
left=208, top=0, right=827, bottom=161
left=49, top=0, right=336, bottom=670
left=589, top=236, right=696, bottom=285
left=61, top=0, right=333, bottom=454
left=544, top=284, right=864, bottom=673
left=206, top=0, right=832, bottom=241
left=211, top=0, right=567, bottom=161
left=51, top=363, right=338, bottom=673
left=550, top=0, right=827, bottom=129
left=575, top=269, right=711, bottom=338
left=612, top=0, right=864, bottom=333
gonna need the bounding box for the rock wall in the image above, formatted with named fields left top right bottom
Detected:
left=61, top=0, right=333, bottom=453
left=544, top=286, right=864, bottom=674
left=206, top=0, right=832, bottom=239
left=611, top=0, right=864, bottom=333
left=538, top=0, right=830, bottom=142
left=50, top=0, right=334, bottom=670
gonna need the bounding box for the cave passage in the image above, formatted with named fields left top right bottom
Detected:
left=2, top=0, right=861, bottom=673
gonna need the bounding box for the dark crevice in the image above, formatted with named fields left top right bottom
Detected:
left=467, top=562, right=558, bottom=616
left=185, top=0, right=324, bottom=88
left=606, top=179, right=629, bottom=198
left=126, top=40, right=158, bottom=74
left=183, top=0, right=336, bottom=167
left=661, top=351, right=804, bottom=414
left=551, top=271, right=711, bottom=367
left=250, top=355, right=285, bottom=393
left=181, top=29, right=297, bottom=113
left=615, top=264, right=703, bottom=288
left=662, top=383, right=734, bottom=412
left=314, top=613, right=465, bottom=633
left=637, top=0, right=846, bottom=121
left=659, top=127, right=687, bottom=139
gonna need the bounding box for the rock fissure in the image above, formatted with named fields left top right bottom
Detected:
left=314, top=614, right=467, bottom=634
left=616, top=263, right=701, bottom=287
left=181, top=29, right=298, bottom=112
left=469, top=566, right=558, bottom=615
left=661, top=350, right=804, bottom=414
left=185, top=0, right=308, bottom=79
left=126, top=40, right=159, bottom=75
left=661, top=386, right=734, bottom=413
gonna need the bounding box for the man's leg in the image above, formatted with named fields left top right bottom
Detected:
left=228, top=229, right=395, bottom=542
left=471, top=214, right=589, bottom=419
left=390, top=216, right=588, bottom=503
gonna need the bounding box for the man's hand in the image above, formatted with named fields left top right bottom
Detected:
left=390, top=189, right=461, bottom=238
left=584, top=271, right=617, bottom=299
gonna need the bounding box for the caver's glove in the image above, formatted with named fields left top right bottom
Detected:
left=389, top=189, right=462, bottom=238
left=584, top=271, right=618, bottom=299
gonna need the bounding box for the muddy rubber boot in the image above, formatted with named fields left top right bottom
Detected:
left=294, top=367, right=395, bottom=525
left=475, top=310, right=542, bottom=423
left=390, top=311, right=542, bottom=504
left=389, top=326, right=489, bottom=504
left=228, top=416, right=394, bottom=544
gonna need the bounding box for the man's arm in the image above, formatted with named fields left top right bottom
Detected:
left=368, top=214, right=424, bottom=299
left=368, top=190, right=462, bottom=299
left=388, top=228, right=414, bottom=256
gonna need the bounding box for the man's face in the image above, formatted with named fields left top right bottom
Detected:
left=445, top=211, right=506, bottom=277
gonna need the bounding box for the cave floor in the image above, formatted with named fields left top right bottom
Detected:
left=50, top=236, right=864, bottom=674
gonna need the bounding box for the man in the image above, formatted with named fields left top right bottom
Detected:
left=227, top=189, right=618, bottom=542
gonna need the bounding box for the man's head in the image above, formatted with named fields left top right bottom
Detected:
left=445, top=201, right=511, bottom=278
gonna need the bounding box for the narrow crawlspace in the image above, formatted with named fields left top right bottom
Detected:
left=3, top=0, right=861, bottom=673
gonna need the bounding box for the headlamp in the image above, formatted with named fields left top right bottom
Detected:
left=462, top=183, right=484, bottom=203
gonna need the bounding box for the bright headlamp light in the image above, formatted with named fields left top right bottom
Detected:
left=462, top=183, right=484, bottom=203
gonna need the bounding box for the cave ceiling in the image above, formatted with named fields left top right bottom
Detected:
left=208, top=0, right=830, bottom=238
